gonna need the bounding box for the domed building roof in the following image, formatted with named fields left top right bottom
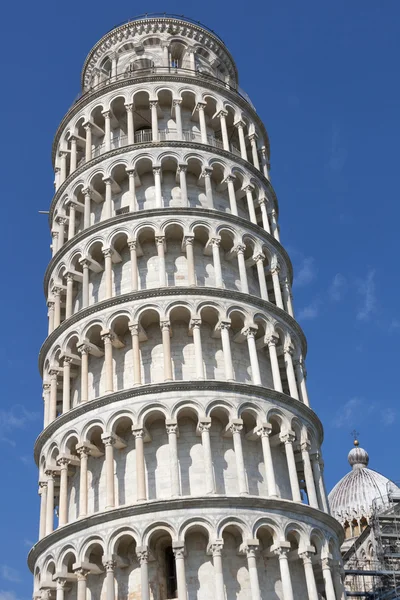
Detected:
left=329, top=441, right=399, bottom=524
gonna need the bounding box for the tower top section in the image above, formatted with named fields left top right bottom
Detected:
left=81, top=14, right=238, bottom=92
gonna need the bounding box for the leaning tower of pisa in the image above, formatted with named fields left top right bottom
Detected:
left=29, top=14, right=346, bottom=600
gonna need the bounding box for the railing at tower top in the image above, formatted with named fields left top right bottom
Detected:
left=76, top=67, right=256, bottom=112
left=78, top=128, right=242, bottom=167
left=108, top=13, right=226, bottom=44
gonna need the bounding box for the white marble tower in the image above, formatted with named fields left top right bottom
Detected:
left=29, top=14, right=346, bottom=600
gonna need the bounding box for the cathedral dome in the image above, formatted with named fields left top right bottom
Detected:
left=329, top=441, right=399, bottom=523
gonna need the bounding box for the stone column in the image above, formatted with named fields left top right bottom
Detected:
left=60, top=152, right=67, bottom=183
left=226, top=175, right=238, bottom=215
left=167, top=422, right=180, bottom=497
left=244, top=186, right=257, bottom=224
left=47, top=301, right=55, bottom=335
left=245, top=327, right=261, bottom=385
left=65, top=273, right=74, bottom=319
left=102, top=110, right=111, bottom=152
left=84, top=123, right=92, bottom=162
left=83, top=187, right=91, bottom=229
left=103, top=559, right=116, bottom=600
left=49, top=369, right=58, bottom=422
left=219, top=321, right=234, bottom=381
left=111, top=54, right=117, bottom=78
left=185, top=236, right=196, bottom=286
left=102, top=434, right=116, bottom=509
left=103, top=177, right=113, bottom=219
left=38, top=481, right=47, bottom=539
left=311, top=452, right=329, bottom=513
left=301, top=441, right=319, bottom=509
left=70, top=137, right=77, bottom=172
left=271, top=262, right=284, bottom=309
left=162, top=41, right=169, bottom=66
left=67, top=202, right=76, bottom=240
left=202, top=168, right=214, bottom=208
left=322, top=558, right=337, bottom=600
left=77, top=344, right=89, bottom=403
left=52, top=230, right=59, bottom=256
left=56, top=577, right=67, bottom=600
left=80, top=259, right=90, bottom=309
left=210, top=238, right=223, bottom=287
left=260, top=147, right=270, bottom=180
left=133, top=428, right=147, bottom=501
left=126, top=168, right=136, bottom=211
left=274, top=546, right=294, bottom=600
left=56, top=216, right=67, bottom=248
left=128, top=241, right=139, bottom=291
left=281, top=432, right=301, bottom=502
left=103, top=248, right=113, bottom=299
left=191, top=319, right=204, bottom=379
left=43, top=382, right=50, bottom=428
left=282, top=277, right=294, bottom=317
left=249, top=134, right=260, bottom=170
left=129, top=324, right=141, bottom=386
left=173, top=99, right=183, bottom=139
left=160, top=320, right=173, bottom=381
left=332, top=561, right=347, bottom=600
left=45, top=469, right=55, bottom=535
left=230, top=423, right=248, bottom=495
left=254, top=253, right=268, bottom=300
left=259, top=199, right=271, bottom=233
left=76, top=444, right=90, bottom=518
left=267, top=335, right=283, bottom=392
left=284, top=344, right=299, bottom=400
left=101, top=331, right=114, bottom=393
left=178, top=165, right=188, bottom=206
left=257, top=424, right=278, bottom=497
left=150, top=100, right=159, bottom=141
left=75, top=569, right=88, bottom=600
left=235, top=244, right=249, bottom=294
left=57, top=457, right=70, bottom=527
left=218, top=110, right=230, bottom=151
left=269, top=209, right=280, bottom=241
left=235, top=120, right=248, bottom=160
left=156, top=236, right=167, bottom=287
left=153, top=167, right=162, bottom=208
left=246, top=544, right=261, bottom=600
left=173, top=546, right=187, bottom=600
left=197, top=102, right=208, bottom=143
left=137, top=549, right=150, bottom=600
left=53, top=287, right=61, bottom=328
left=300, top=551, right=319, bottom=600
left=199, top=420, right=214, bottom=493
left=125, top=103, right=135, bottom=144
left=294, top=359, right=310, bottom=407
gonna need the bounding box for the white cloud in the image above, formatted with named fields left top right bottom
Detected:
left=298, top=301, right=319, bottom=321
left=357, top=269, right=376, bottom=321
left=333, top=397, right=363, bottom=428
left=329, top=273, right=346, bottom=302
left=0, top=592, right=21, bottom=600
left=295, top=257, right=317, bottom=287
left=23, top=539, right=34, bottom=549
left=0, top=567, right=20, bottom=584
left=381, top=408, right=396, bottom=426
left=389, top=319, right=400, bottom=333
left=0, top=407, right=38, bottom=446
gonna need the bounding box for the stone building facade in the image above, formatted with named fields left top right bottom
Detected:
left=29, top=14, right=346, bottom=600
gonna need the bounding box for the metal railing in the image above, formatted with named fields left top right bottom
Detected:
left=77, top=129, right=243, bottom=168
left=76, top=66, right=255, bottom=111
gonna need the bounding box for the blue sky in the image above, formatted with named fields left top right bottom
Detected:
left=0, top=0, right=399, bottom=597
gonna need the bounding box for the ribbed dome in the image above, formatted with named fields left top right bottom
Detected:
left=329, top=442, right=399, bottom=522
